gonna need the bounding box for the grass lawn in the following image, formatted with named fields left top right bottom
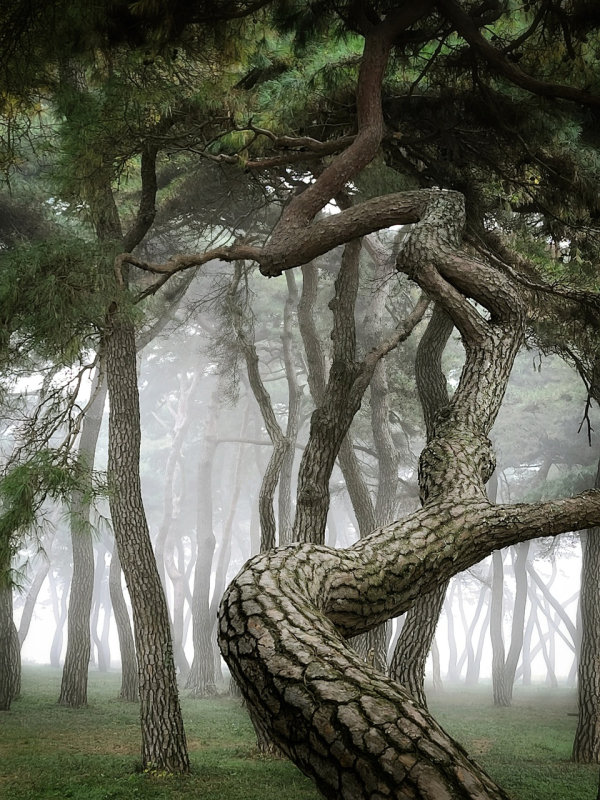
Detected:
left=0, top=667, right=597, bottom=799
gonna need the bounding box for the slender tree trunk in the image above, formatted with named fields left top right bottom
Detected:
left=278, top=271, right=301, bottom=546
left=109, top=543, right=138, bottom=701
left=18, top=530, right=55, bottom=647
left=106, top=315, right=188, bottom=772
left=91, top=544, right=110, bottom=673
left=491, top=549, right=509, bottom=705
left=49, top=570, right=69, bottom=668
left=59, top=371, right=107, bottom=707
left=186, top=388, right=220, bottom=697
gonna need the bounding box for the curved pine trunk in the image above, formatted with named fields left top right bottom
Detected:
left=218, top=189, right=600, bottom=799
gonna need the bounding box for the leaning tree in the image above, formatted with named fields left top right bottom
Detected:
left=5, top=0, right=600, bottom=795
left=108, top=4, right=600, bottom=798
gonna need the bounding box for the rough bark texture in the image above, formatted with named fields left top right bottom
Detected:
left=107, top=316, right=188, bottom=771
left=108, top=543, right=138, bottom=701
left=218, top=189, right=600, bottom=800
left=0, top=581, right=17, bottom=710
left=573, top=522, right=600, bottom=762
left=390, top=304, right=453, bottom=706
left=294, top=239, right=426, bottom=544
left=59, top=370, right=107, bottom=708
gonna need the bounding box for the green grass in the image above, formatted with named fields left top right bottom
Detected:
left=0, top=668, right=597, bottom=799
left=429, top=685, right=599, bottom=800
left=0, top=667, right=319, bottom=800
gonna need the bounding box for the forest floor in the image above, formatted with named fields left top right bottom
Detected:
left=0, top=667, right=596, bottom=800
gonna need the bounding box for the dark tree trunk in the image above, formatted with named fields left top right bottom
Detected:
left=0, top=578, right=19, bottom=710
left=390, top=583, right=447, bottom=706
left=59, top=371, right=107, bottom=707
left=108, top=543, right=138, bottom=701
left=573, top=523, right=600, bottom=762
left=106, top=315, right=188, bottom=772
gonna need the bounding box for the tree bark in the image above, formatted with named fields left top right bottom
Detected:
left=106, top=314, right=188, bottom=772
left=574, top=517, right=600, bottom=761
left=108, top=543, right=138, bottom=701
left=390, top=304, right=453, bottom=705
left=218, top=189, right=600, bottom=800
left=59, top=369, right=107, bottom=707
left=0, top=577, right=19, bottom=710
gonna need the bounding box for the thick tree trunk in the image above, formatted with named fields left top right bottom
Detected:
left=106, top=315, right=188, bottom=772
left=108, top=543, right=138, bottom=701
left=59, top=371, right=107, bottom=707
left=217, top=189, right=600, bottom=799
left=573, top=524, right=600, bottom=762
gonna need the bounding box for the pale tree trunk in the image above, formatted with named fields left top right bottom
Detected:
left=228, top=262, right=288, bottom=551
left=209, top=406, right=250, bottom=630
left=106, top=314, right=188, bottom=772
left=217, top=187, right=600, bottom=800
left=278, top=271, right=301, bottom=546
left=164, top=522, right=193, bottom=681
left=91, top=543, right=110, bottom=672
left=491, top=541, right=530, bottom=706
left=390, top=304, right=453, bottom=705
left=59, top=369, right=107, bottom=707
left=18, top=529, right=56, bottom=646
left=464, top=574, right=491, bottom=686
left=108, top=543, right=138, bottom=701
left=49, top=569, right=69, bottom=668
left=186, top=387, right=220, bottom=697
left=154, top=370, right=198, bottom=680
left=155, top=371, right=198, bottom=590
